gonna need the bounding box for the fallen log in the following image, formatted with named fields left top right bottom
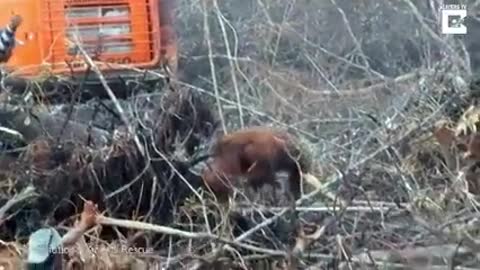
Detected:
left=0, top=105, right=110, bottom=146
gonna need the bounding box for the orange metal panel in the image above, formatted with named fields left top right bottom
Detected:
left=2, top=0, right=177, bottom=78
left=1, top=0, right=44, bottom=72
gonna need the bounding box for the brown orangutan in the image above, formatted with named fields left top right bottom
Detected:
left=201, top=127, right=311, bottom=203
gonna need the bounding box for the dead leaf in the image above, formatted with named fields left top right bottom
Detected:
left=456, top=106, right=480, bottom=136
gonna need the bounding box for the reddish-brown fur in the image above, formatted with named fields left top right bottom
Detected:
left=459, top=133, right=480, bottom=160
left=201, top=127, right=309, bottom=202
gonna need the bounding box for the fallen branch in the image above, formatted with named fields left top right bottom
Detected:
left=235, top=205, right=393, bottom=214
left=0, top=185, right=37, bottom=225
left=97, top=215, right=214, bottom=240
left=95, top=214, right=334, bottom=260
left=73, top=37, right=146, bottom=157
left=334, top=244, right=480, bottom=270
left=0, top=104, right=110, bottom=145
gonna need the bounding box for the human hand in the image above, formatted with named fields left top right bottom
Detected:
left=9, top=15, right=22, bottom=31
left=79, top=200, right=99, bottom=230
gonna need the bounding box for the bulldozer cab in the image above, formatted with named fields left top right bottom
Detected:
left=0, top=0, right=177, bottom=80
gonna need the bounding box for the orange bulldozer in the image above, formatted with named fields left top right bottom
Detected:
left=0, top=0, right=178, bottom=98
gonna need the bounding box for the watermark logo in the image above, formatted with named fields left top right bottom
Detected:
left=441, top=4, right=467, bottom=34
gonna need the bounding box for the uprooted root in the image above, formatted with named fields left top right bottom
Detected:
left=0, top=88, right=216, bottom=245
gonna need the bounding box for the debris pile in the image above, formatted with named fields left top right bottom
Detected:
left=0, top=80, right=216, bottom=247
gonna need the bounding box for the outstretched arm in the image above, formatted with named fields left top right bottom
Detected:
left=0, top=15, right=22, bottom=63
left=61, top=200, right=99, bottom=247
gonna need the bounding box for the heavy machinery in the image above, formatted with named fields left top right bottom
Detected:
left=0, top=0, right=177, bottom=98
